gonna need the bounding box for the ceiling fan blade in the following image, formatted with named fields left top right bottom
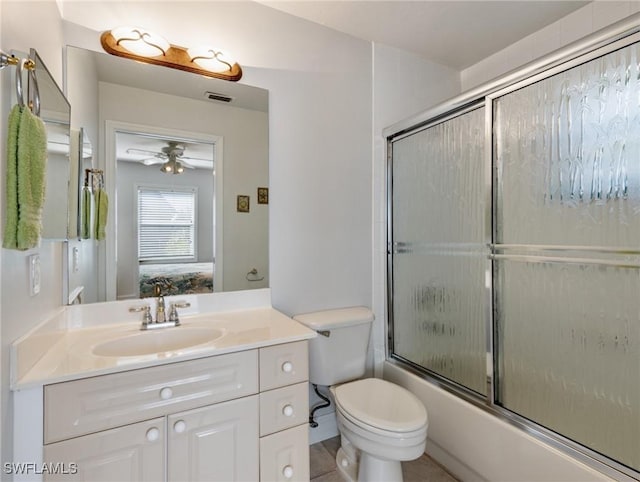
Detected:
left=126, top=147, right=165, bottom=157
left=180, top=155, right=214, bottom=162
left=141, top=157, right=164, bottom=165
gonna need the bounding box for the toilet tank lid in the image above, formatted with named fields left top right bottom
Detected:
left=293, top=306, right=374, bottom=330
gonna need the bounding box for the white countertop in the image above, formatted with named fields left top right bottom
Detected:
left=12, top=306, right=316, bottom=389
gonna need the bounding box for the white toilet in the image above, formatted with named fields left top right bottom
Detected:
left=294, top=307, right=428, bottom=482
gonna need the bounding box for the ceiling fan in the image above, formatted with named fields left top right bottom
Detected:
left=126, top=141, right=210, bottom=174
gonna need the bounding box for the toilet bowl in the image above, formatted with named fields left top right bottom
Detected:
left=331, top=378, right=428, bottom=482
left=293, top=307, right=429, bottom=482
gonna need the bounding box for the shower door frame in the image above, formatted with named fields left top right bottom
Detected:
left=385, top=15, right=640, bottom=482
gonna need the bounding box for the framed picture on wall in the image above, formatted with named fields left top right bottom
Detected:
left=237, top=195, right=250, bottom=213
left=257, top=187, right=269, bottom=204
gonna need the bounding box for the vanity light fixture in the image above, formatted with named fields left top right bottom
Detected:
left=101, top=27, right=242, bottom=82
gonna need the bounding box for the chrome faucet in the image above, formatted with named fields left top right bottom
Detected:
left=129, top=283, right=191, bottom=330
left=156, top=297, right=166, bottom=322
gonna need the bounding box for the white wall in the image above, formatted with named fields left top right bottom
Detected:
left=0, top=0, right=65, bottom=469
left=462, top=1, right=640, bottom=90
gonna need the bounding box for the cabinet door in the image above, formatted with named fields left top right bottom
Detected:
left=44, top=418, right=164, bottom=482
left=168, top=395, right=259, bottom=482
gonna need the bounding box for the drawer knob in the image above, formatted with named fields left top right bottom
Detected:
left=282, top=404, right=294, bottom=417
left=174, top=420, right=187, bottom=433
left=282, top=465, right=294, bottom=479
left=160, top=387, right=173, bottom=400
left=281, top=361, right=293, bottom=373
left=146, top=427, right=160, bottom=442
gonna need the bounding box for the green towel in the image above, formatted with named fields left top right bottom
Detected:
left=2, top=105, right=22, bottom=249
left=16, top=106, right=48, bottom=250
left=94, top=187, right=108, bottom=241
left=81, top=186, right=91, bottom=239
left=2, top=105, right=47, bottom=250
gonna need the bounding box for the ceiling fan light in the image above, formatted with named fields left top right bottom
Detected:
left=111, top=26, right=170, bottom=58
left=160, top=162, right=172, bottom=173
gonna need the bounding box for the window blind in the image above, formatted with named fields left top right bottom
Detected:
left=138, top=187, right=196, bottom=261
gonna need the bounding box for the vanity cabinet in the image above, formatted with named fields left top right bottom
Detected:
left=41, top=341, right=309, bottom=482
left=44, top=418, right=165, bottom=481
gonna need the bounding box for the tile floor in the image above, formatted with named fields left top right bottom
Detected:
left=310, top=436, right=458, bottom=482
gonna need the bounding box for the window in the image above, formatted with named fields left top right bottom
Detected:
left=138, top=186, right=197, bottom=261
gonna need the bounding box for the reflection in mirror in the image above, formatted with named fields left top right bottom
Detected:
left=65, top=46, right=269, bottom=304
left=30, top=48, right=71, bottom=240
left=64, top=128, right=93, bottom=305
left=116, top=131, right=216, bottom=300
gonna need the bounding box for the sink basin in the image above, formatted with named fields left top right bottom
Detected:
left=92, top=327, right=225, bottom=357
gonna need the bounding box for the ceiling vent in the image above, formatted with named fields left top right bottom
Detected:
left=205, top=91, right=233, bottom=103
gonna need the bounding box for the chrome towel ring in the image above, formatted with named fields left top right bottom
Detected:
left=1, top=50, right=40, bottom=116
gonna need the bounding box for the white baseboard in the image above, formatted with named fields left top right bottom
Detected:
left=309, top=410, right=339, bottom=445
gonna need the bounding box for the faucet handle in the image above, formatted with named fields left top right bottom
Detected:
left=129, top=305, right=153, bottom=326
left=168, top=301, right=191, bottom=324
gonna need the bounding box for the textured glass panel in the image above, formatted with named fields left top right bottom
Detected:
left=391, top=107, right=487, bottom=395
left=494, top=41, right=640, bottom=473
left=393, top=108, right=485, bottom=245
left=393, top=252, right=486, bottom=394
left=495, top=43, right=640, bottom=247
left=495, top=260, right=640, bottom=471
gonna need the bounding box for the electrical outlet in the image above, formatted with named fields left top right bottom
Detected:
left=28, top=254, right=41, bottom=296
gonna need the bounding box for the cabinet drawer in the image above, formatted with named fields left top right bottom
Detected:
left=45, top=350, right=258, bottom=443
left=44, top=417, right=165, bottom=481
left=259, top=341, right=308, bottom=391
left=260, top=424, right=309, bottom=482
left=259, top=382, right=308, bottom=436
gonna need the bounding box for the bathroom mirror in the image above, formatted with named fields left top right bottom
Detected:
left=65, top=46, right=269, bottom=303
left=29, top=48, right=72, bottom=240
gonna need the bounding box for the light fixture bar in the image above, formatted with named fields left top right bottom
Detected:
left=101, top=29, right=242, bottom=82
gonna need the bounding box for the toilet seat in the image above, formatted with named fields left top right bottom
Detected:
left=333, top=378, right=428, bottom=435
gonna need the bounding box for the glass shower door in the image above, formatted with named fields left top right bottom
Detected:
left=390, top=106, right=488, bottom=395
left=493, top=41, right=640, bottom=471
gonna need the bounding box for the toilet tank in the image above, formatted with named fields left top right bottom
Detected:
left=294, top=306, right=374, bottom=386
